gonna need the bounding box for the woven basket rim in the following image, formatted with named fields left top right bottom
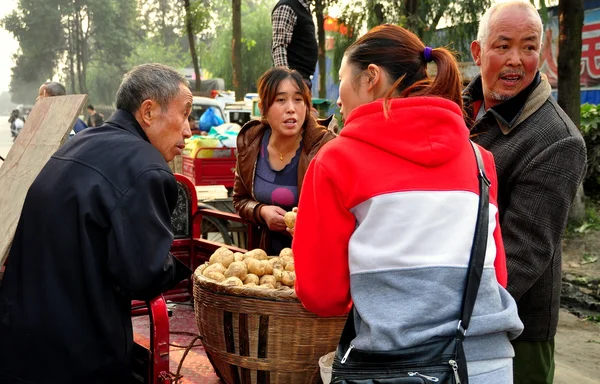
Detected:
left=194, top=263, right=300, bottom=302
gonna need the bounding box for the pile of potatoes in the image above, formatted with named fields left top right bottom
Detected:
left=201, top=246, right=296, bottom=290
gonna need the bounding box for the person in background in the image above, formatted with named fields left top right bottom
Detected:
left=37, top=80, right=87, bottom=134
left=8, top=109, right=24, bottom=141
left=37, top=81, right=66, bottom=100
left=233, top=67, right=335, bottom=255
left=271, top=0, right=318, bottom=89
left=189, top=114, right=203, bottom=136
left=0, top=63, right=192, bottom=383
left=87, top=104, right=105, bottom=127
left=292, top=24, right=523, bottom=383
left=463, top=2, right=587, bottom=383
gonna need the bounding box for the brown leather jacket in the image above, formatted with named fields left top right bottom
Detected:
left=233, top=115, right=336, bottom=251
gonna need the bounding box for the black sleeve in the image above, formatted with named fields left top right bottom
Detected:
left=107, top=169, right=191, bottom=301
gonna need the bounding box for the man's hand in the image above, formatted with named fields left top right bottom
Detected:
left=259, top=205, right=287, bottom=231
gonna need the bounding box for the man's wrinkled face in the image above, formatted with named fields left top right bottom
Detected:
left=471, top=7, right=541, bottom=109
left=145, top=84, right=193, bottom=161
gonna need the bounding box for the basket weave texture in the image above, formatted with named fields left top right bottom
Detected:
left=193, top=264, right=346, bottom=384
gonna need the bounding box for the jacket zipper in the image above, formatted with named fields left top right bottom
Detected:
left=449, top=359, right=461, bottom=384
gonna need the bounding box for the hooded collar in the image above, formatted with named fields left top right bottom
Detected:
left=464, top=71, right=551, bottom=134
left=341, top=96, right=469, bottom=167
left=104, top=109, right=151, bottom=143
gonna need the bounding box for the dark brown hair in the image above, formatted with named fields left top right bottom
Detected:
left=257, top=67, right=312, bottom=123
left=345, top=24, right=463, bottom=112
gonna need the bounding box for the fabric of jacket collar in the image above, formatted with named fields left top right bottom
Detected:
left=463, top=71, right=552, bottom=134
left=104, top=109, right=151, bottom=143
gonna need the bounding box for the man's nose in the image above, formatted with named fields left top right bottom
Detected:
left=183, top=120, right=192, bottom=138
left=506, top=48, right=522, bottom=66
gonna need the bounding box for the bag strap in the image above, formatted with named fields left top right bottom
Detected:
left=336, top=141, right=491, bottom=351
left=459, top=141, right=490, bottom=334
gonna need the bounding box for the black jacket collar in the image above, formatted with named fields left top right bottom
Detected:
left=104, top=109, right=150, bottom=143
left=464, top=71, right=541, bottom=129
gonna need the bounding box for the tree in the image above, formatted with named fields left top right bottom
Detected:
left=557, top=0, right=583, bottom=128
left=198, top=0, right=271, bottom=93
left=314, top=0, right=328, bottom=99
left=183, top=0, right=202, bottom=92
left=232, top=0, right=244, bottom=101
left=556, top=0, right=585, bottom=222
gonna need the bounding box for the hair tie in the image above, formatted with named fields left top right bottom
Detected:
left=423, top=46, right=434, bottom=63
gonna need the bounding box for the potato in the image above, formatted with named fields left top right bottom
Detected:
left=281, top=271, right=296, bottom=287
left=281, top=256, right=294, bottom=267
left=234, top=252, right=245, bottom=262
left=222, top=276, right=243, bottom=286
left=261, top=260, right=273, bottom=275
left=279, top=248, right=293, bottom=258
left=259, top=275, right=277, bottom=287
left=246, top=258, right=266, bottom=276
left=275, top=281, right=283, bottom=289
left=284, top=260, right=295, bottom=272
left=284, top=211, right=297, bottom=229
left=202, top=263, right=226, bottom=276
left=273, top=269, right=284, bottom=282
left=244, top=273, right=260, bottom=285
left=224, top=261, right=248, bottom=281
left=245, top=283, right=257, bottom=287
left=245, top=248, right=268, bottom=260
left=209, top=247, right=234, bottom=268
left=267, top=257, right=280, bottom=265
left=259, top=283, right=275, bottom=289
left=205, top=271, right=226, bottom=282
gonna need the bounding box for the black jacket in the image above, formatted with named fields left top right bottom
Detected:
left=0, top=110, right=189, bottom=383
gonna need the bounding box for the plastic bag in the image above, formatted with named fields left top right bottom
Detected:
left=199, top=107, right=224, bottom=132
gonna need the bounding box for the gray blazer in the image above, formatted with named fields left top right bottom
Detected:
left=464, top=72, right=587, bottom=341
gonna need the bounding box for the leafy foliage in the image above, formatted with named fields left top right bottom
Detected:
left=198, top=0, right=272, bottom=92
left=579, top=103, right=600, bottom=195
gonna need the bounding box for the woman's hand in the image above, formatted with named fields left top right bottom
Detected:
left=259, top=205, right=287, bottom=231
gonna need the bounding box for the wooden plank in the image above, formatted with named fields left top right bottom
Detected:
left=0, top=94, right=88, bottom=266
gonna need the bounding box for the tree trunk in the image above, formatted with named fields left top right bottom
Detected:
left=67, top=15, right=76, bottom=94
left=183, top=0, right=202, bottom=92
left=557, top=0, right=585, bottom=223
left=74, top=1, right=85, bottom=94
left=232, top=0, right=244, bottom=101
left=314, top=0, right=326, bottom=98
left=557, top=0, right=583, bottom=128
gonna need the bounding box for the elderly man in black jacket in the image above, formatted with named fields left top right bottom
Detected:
left=0, top=63, right=193, bottom=383
left=463, top=2, right=586, bottom=383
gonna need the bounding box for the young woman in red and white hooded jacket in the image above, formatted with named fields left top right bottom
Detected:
left=292, top=24, right=523, bottom=383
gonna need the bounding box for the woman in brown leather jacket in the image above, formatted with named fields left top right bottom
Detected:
left=233, top=67, right=336, bottom=254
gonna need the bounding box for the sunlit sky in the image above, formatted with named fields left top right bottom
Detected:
left=0, top=0, right=18, bottom=93
left=0, top=0, right=558, bottom=94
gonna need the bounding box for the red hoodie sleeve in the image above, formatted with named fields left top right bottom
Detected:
left=292, top=159, right=355, bottom=317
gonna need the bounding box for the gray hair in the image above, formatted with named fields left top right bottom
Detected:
left=477, top=0, right=543, bottom=48
left=44, top=81, right=67, bottom=97
left=115, top=63, right=190, bottom=113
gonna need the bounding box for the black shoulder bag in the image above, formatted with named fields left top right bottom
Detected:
left=331, top=142, right=491, bottom=384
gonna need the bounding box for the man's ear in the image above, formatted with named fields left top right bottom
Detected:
left=471, top=40, right=482, bottom=66
left=139, top=99, right=155, bottom=126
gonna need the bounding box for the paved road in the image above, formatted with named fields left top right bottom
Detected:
left=0, top=115, right=13, bottom=161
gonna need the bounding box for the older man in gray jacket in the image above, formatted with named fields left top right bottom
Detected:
left=463, top=1, right=586, bottom=383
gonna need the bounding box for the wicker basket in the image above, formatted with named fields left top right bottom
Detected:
left=193, top=264, right=346, bottom=384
